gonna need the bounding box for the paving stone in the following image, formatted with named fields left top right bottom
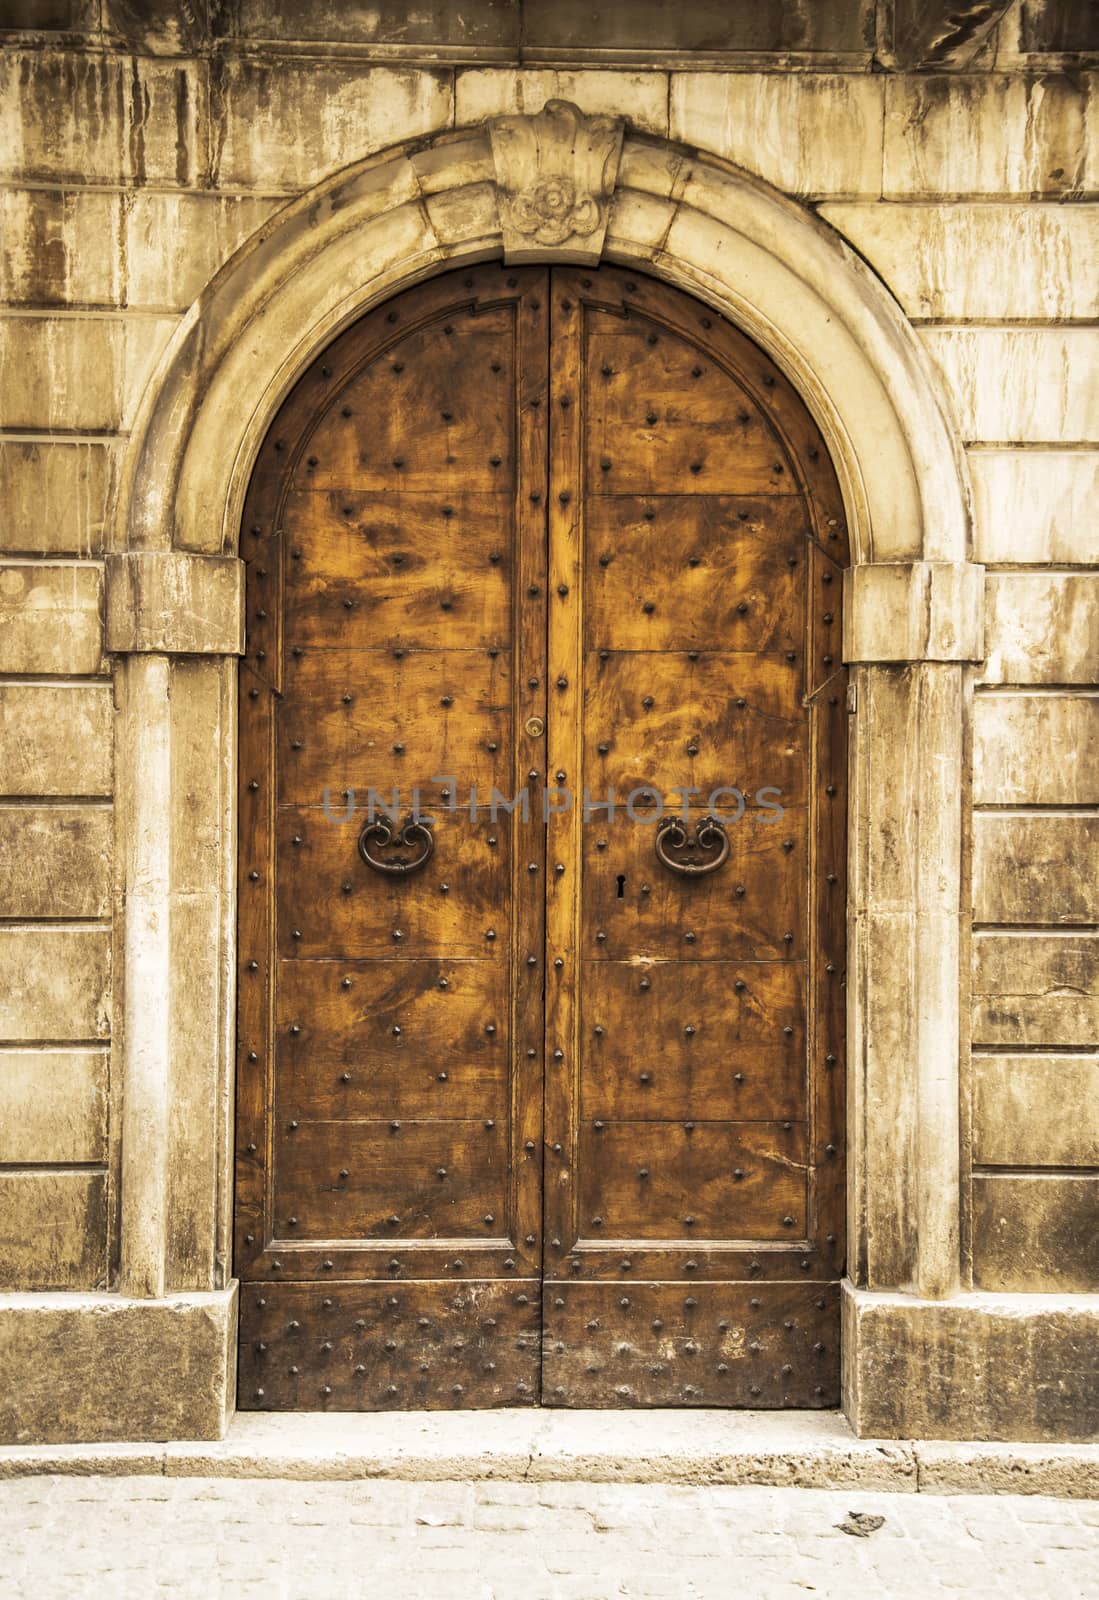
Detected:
left=1, top=1477, right=1097, bottom=1598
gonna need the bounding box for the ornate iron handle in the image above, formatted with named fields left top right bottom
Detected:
left=654, top=815, right=729, bottom=877
left=358, top=815, right=435, bottom=877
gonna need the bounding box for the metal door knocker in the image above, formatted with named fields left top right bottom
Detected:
left=358, top=815, right=435, bottom=876
left=654, top=815, right=729, bottom=877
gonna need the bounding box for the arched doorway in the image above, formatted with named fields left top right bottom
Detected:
left=234, top=261, right=848, bottom=1410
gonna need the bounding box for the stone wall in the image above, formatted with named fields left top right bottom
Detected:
left=0, top=0, right=1095, bottom=1437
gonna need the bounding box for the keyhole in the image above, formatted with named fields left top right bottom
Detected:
left=616, top=874, right=626, bottom=899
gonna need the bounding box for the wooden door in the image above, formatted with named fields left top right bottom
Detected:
left=234, top=263, right=847, bottom=1411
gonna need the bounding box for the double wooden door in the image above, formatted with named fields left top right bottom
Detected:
left=235, top=263, right=847, bottom=1410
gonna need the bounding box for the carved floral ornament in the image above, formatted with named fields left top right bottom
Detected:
left=488, top=100, right=625, bottom=265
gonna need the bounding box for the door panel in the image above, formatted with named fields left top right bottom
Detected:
left=540, top=266, right=846, bottom=1407
left=581, top=809, right=807, bottom=961
left=235, top=261, right=847, bottom=1413
left=236, top=267, right=549, bottom=1411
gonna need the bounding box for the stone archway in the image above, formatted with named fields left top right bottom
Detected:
left=105, top=104, right=984, bottom=1436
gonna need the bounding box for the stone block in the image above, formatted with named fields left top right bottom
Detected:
left=973, top=931, right=1099, bottom=1046
left=208, top=60, right=452, bottom=189
left=0, top=315, right=178, bottom=432
left=0, top=1172, right=106, bottom=1291
left=884, top=74, right=1099, bottom=198
left=0, top=562, right=103, bottom=674
left=0, top=1048, right=108, bottom=1165
left=124, top=193, right=282, bottom=310
left=0, top=440, right=113, bottom=558
left=232, top=0, right=518, bottom=49
left=969, top=449, right=1099, bottom=566
left=0, top=684, right=112, bottom=797
left=0, top=189, right=283, bottom=311
left=0, top=926, right=111, bottom=1041
left=523, top=0, right=876, bottom=60
left=979, top=574, right=1098, bottom=685
left=921, top=328, right=1099, bottom=444
left=843, top=1283, right=1099, bottom=1441
left=0, top=1286, right=237, bottom=1444
left=105, top=552, right=244, bottom=656
left=0, top=51, right=207, bottom=187
left=974, top=813, right=1099, bottom=924
left=843, top=561, right=984, bottom=664
left=973, top=1175, right=1099, bottom=1292
left=0, top=805, right=112, bottom=918
left=670, top=73, right=884, bottom=197
left=1017, top=0, right=1099, bottom=54
left=819, top=202, right=1099, bottom=320
left=456, top=69, right=669, bottom=136
left=973, top=694, right=1099, bottom=804
left=974, top=1054, right=1099, bottom=1167
left=2, top=1, right=99, bottom=28
left=0, top=188, right=121, bottom=306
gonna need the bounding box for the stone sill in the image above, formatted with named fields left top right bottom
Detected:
left=1, top=1411, right=1096, bottom=1498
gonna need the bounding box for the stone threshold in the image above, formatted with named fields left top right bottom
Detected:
left=1, top=1411, right=1096, bottom=1497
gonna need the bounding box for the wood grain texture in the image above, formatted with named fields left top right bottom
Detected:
left=577, top=1121, right=807, bottom=1241
left=239, top=1280, right=541, bottom=1410
left=236, top=261, right=847, bottom=1409
left=580, top=960, right=806, bottom=1121
left=542, top=1280, right=839, bottom=1409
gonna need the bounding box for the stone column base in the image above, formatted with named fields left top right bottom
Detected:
left=0, top=1285, right=238, bottom=1445
left=843, top=1281, right=1099, bottom=1442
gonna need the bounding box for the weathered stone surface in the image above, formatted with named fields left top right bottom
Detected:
left=819, top=202, right=1099, bottom=319
left=974, top=1175, right=1099, bottom=1292
left=979, top=574, right=1098, bottom=685
left=489, top=99, right=623, bottom=264
left=0, top=1173, right=106, bottom=1291
left=105, top=552, right=244, bottom=656
left=0, top=1287, right=237, bottom=1445
left=0, top=1048, right=108, bottom=1165
left=843, top=561, right=984, bottom=663
left=968, top=449, right=1099, bottom=565
left=0, top=440, right=112, bottom=558
left=974, top=813, right=1099, bottom=924
left=0, top=188, right=120, bottom=306
left=884, top=74, right=1099, bottom=197
left=164, top=659, right=235, bottom=1292
left=0, top=51, right=207, bottom=187
left=973, top=694, right=1099, bottom=805
left=670, top=73, right=884, bottom=196
left=0, top=189, right=281, bottom=310
left=1017, top=0, right=1099, bottom=55
left=881, top=0, right=1015, bottom=71
left=0, top=685, right=112, bottom=797
left=973, top=1053, right=1099, bottom=1167
left=524, top=0, right=876, bottom=60
left=0, top=927, right=110, bottom=1041
left=456, top=69, right=669, bottom=135
left=921, top=328, right=1099, bottom=443
left=0, top=315, right=178, bottom=432
left=0, top=562, right=103, bottom=674
left=231, top=0, right=520, bottom=50
left=168, top=1409, right=914, bottom=1488
left=914, top=1438, right=1099, bottom=1496
left=848, top=663, right=965, bottom=1298
left=843, top=1284, right=1099, bottom=1442
left=0, top=805, right=111, bottom=919
left=208, top=61, right=452, bottom=189
left=973, top=932, right=1099, bottom=1046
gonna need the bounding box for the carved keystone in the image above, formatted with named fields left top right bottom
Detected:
left=488, top=100, right=624, bottom=266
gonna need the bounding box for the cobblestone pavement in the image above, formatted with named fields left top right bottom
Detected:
left=1, top=1476, right=1097, bottom=1599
